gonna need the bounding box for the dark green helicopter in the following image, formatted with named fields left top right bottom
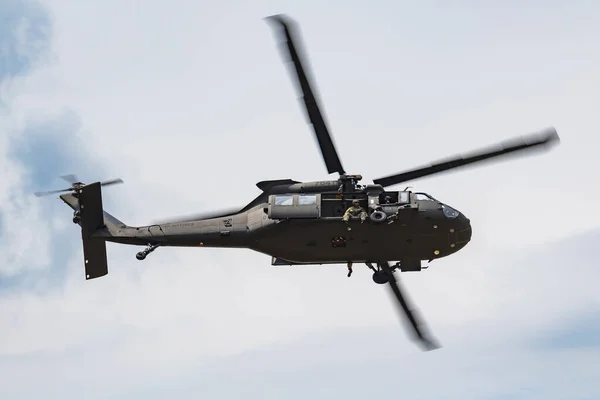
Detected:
left=35, top=14, right=560, bottom=351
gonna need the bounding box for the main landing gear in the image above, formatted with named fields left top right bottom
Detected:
left=347, top=260, right=400, bottom=278
left=356, top=261, right=401, bottom=284
left=136, top=243, right=160, bottom=260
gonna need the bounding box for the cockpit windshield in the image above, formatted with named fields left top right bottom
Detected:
left=414, top=192, right=438, bottom=202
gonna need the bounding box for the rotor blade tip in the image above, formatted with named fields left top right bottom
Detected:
left=421, top=338, right=441, bottom=351
left=264, top=14, right=285, bottom=25
left=533, top=126, right=560, bottom=149
left=545, top=126, right=560, bottom=143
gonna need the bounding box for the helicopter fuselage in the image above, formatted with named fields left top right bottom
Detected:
left=94, top=189, right=472, bottom=270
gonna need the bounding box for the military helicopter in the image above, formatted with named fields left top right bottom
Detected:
left=35, top=14, right=560, bottom=351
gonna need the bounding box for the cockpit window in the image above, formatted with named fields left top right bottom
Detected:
left=298, top=194, right=317, bottom=205
left=274, top=195, right=293, bottom=206
left=414, top=193, right=436, bottom=201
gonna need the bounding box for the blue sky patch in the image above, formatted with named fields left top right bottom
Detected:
left=0, top=0, right=105, bottom=293
left=1, top=110, right=102, bottom=293
left=0, top=0, right=51, bottom=81
left=8, top=110, right=88, bottom=191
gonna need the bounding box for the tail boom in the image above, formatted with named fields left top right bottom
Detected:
left=59, top=183, right=253, bottom=280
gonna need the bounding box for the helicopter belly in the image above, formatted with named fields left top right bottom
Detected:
left=247, top=219, right=464, bottom=263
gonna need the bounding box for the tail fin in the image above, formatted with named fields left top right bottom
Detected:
left=60, top=192, right=126, bottom=231
left=79, top=182, right=105, bottom=236
left=79, top=182, right=109, bottom=280
left=60, top=182, right=110, bottom=280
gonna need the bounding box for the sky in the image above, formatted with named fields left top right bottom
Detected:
left=1, top=0, right=600, bottom=398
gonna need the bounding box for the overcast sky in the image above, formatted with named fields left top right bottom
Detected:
left=1, top=0, right=600, bottom=398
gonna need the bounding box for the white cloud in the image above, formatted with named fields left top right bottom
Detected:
left=1, top=0, right=600, bottom=398
left=0, top=0, right=54, bottom=276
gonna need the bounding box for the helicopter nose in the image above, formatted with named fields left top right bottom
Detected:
left=451, top=213, right=472, bottom=250
left=440, top=203, right=471, bottom=249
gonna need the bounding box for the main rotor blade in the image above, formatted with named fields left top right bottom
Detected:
left=266, top=14, right=345, bottom=175
left=373, top=127, right=560, bottom=188
left=152, top=207, right=241, bottom=225
left=381, top=262, right=440, bottom=351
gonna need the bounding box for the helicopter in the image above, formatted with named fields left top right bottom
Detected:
left=34, top=14, right=560, bottom=351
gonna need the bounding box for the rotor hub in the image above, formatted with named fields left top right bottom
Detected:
left=339, top=174, right=362, bottom=182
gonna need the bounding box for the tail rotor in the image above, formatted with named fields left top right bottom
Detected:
left=34, top=174, right=124, bottom=197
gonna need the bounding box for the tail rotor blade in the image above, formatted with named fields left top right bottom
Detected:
left=100, top=178, right=124, bottom=187
left=34, top=187, right=74, bottom=197
left=35, top=176, right=124, bottom=198
left=60, top=174, right=79, bottom=184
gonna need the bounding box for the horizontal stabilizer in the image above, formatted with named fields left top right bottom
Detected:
left=60, top=193, right=79, bottom=210
left=60, top=193, right=125, bottom=228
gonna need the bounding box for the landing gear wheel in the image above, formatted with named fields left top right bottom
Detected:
left=370, top=210, right=387, bottom=223
left=135, top=243, right=159, bottom=261
left=372, top=271, right=391, bottom=284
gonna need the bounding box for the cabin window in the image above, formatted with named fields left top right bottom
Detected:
left=399, top=191, right=410, bottom=203
left=298, top=194, right=317, bottom=205
left=274, top=195, right=294, bottom=206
